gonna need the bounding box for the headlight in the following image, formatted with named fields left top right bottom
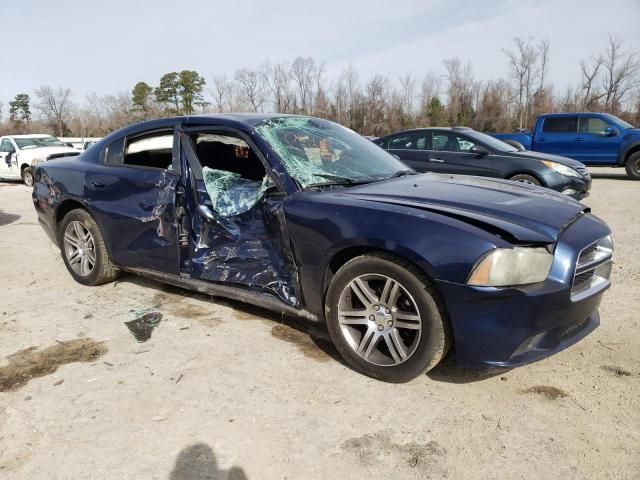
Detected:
left=467, top=247, right=554, bottom=286
left=542, top=161, right=581, bottom=178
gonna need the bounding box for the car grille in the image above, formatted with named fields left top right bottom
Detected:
left=571, top=235, right=613, bottom=300
left=575, top=165, right=590, bottom=178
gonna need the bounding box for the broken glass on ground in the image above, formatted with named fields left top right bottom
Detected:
left=125, top=309, right=163, bottom=342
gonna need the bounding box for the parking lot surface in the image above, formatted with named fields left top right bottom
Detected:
left=0, top=167, right=638, bottom=479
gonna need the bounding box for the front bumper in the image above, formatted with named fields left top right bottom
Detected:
left=544, top=171, right=591, bottom=200
left=436, top=213, right=611, bottom=369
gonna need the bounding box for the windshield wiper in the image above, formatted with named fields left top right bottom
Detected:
left=386, top=169, right=417, bottom=179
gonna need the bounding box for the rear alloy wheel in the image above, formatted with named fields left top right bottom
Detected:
left=325, top=253, right=450, bottom=383
left=59, top=209, right=119, bottom=286
left=22, top=167, right=34, bottom=187
left=625, top=152, right=640, bottom=180
left=509, top=173, right=541, bottom=186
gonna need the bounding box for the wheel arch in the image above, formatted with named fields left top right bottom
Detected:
left=321, top=245, right=450, bottom=323
left=505, top=170, right=545, bottom=186
left=622, top=143, right=640, bottom=165
left=54, top=200, right=96, bottom=247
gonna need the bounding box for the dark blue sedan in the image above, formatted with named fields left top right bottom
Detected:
left=32, top=114, right=613, bottom=382
left=374, top=127, right=592, bottom=199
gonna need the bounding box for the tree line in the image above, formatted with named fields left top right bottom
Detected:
left=1, top=34, right=639, bottom=138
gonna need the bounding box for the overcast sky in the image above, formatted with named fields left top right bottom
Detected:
left=2, top=0, right=639, bottom=107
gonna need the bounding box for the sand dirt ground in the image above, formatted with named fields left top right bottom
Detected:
left=0, top=167, right=638, bottom=479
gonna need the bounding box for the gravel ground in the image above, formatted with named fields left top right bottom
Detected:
left=0, top=167, right=638, bottom=479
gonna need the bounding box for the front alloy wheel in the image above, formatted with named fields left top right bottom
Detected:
left=509, top=173, right=541, bottom=185
left=325, top=253, right=450, bottom=383
left=22, top=167, right=34, bottom=187
left=337, top=274, right=422, bottom=366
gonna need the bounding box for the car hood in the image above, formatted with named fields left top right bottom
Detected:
left=18, top=146, right=79, bottom=160
left=338, top=173, right=587, bottom=244
left=509, top=150, right=586, bottom=169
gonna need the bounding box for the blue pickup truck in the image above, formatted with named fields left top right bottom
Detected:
left=489, top=113, right=640, bottom=179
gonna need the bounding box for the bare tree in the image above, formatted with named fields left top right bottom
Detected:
left=234, top=68, right=267, bottom=112
left=34, top=86, right=74, bottom=136
left=580, top=55, right=603, bottom=109
left=338, top=64, right=360, bottom=126
left=262, top=62, right=292, bottom=113
left=601, top=35, right=640, bottom=112
left=504, top=37, right=538, bottom=128
left=210, top=75, right=233, bottom=112
left=443, top=57, right=476, bottom=125
left=537, top=38, right=550, bottom=90
left=398, top=73, right=417, bottom=118
left=313, top=62, right=329, bottom=116
left=290, top=57, right=316, bottom=114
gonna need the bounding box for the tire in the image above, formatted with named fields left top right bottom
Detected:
left=22, top=167, right=34, bottom=187
left=625, top=152, right=640, bottom=180
left=509, top=173, right=541, bottom=186
left=324, top=252, right=450, bottom=383
left=58, top=209, right=119, bottom=286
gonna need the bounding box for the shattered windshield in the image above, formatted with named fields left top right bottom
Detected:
left=254, top=116, right=411, bottom=188
left=15, top=136, right=66, bottom=150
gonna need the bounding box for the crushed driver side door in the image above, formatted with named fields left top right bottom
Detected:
left=177, top=127, right=300, bottom=306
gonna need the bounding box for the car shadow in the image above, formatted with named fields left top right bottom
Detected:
left=589, top=172, right=632, bottom=180
left=118, top=273, right=346, bottom=366
left=0, top=209, right=20, bottom=227
left=170, top=442, right=248, bottom=480
left=426, top=353, right=509, bottom=384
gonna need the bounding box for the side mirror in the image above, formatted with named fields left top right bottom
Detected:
left=197, top=204, right=217, bottom=223
left=4, top=152, right=12, bottom=166
left=470, top=145, right=490, bottom=156
left=604, top=126, right=619, bottom=137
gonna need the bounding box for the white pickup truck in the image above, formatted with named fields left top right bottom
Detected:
left=0, top=134, right=80, bottom=186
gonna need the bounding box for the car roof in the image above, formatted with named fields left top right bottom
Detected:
left=539, top=112, right=608, bottom=117
left=378, top=126, right=474, bottom=138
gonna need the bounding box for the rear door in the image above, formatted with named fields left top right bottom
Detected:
left=535, top=116, right=578, bottom=157
left=86, top=128, right=181, bottom=274
left=427, top=131, right=495, bottom=176
left=574, top=115, right=618, bottom=164
left=379, top=132, right=430, bottom=171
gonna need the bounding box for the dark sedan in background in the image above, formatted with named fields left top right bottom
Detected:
left=374, top=127, right=591, bottom=199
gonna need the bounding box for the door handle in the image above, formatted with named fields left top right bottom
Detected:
left=429, top=158, right=445, bottom=163
left=91, top=181, right=106, bottom=189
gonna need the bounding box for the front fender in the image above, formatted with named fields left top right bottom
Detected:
left=284, top=192, right=508, bottom=317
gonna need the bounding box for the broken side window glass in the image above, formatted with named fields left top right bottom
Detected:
left=192, top=133, right=268, bottom=217
left=202, top=167, right=267, bottom=217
